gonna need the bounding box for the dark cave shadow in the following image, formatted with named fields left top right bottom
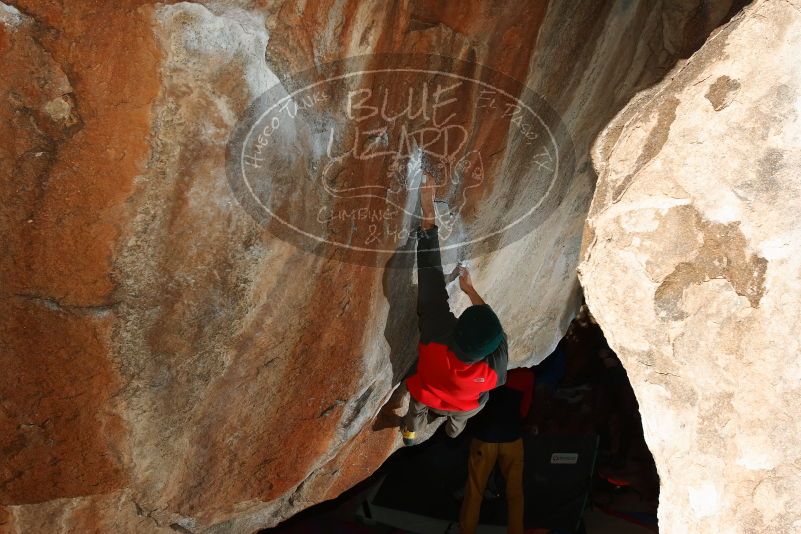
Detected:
left=372, top=240, right=418, bottom=432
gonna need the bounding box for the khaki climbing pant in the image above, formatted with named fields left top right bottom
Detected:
left=459, top=438, right=525, bottom=534
left=402, top=395, right=484, bottom=438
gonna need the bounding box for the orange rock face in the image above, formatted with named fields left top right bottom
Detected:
left=1, top=0, right=159, bottom=511
left=1, top=1, right=741, bottom=532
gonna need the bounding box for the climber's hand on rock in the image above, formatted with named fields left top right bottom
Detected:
left=420, top=172, right=437, bottom=229
left=458, top=266, right=474, bottom=293
left=460, top=267, right=486, bottom=305
left=421, top=173, right=436, bottom=201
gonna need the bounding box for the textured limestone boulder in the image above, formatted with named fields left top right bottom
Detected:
left=1, top=0, right=747, bottom=532
left=580, top=0, right=801, bottom=532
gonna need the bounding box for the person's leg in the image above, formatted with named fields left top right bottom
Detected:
left=445, top=412, right=471, bottom=438
left=401, top=396, right=429, bottom=444
left=459, top=439, right=497, bottom=534
left=426, top=408, right=443, bottom=424
left=445, top=403, right=484, bottom=438
left=498, top=438, right=525, bottom=534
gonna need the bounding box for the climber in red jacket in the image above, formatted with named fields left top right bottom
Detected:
left=401, top=173, right=508, bottom=446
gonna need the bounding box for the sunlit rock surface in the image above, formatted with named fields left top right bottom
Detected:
left=1, top=0, right=746, bottom=532
left=580, top=1, right=801, bottom=532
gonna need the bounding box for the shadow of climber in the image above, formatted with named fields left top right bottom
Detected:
left=373, top=240, right=418, bottom=432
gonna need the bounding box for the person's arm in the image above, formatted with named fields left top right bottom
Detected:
left=505, top=368, right=534, bottom=419
left=417, top=176, right=457, bottom=343
left=485, top=334, right=508, bottom=388
left=421, top=172, right=437, bottom=231
left=458, top=266, right=485, bottom=305
left=459, top=265, right=507, bottom=386
left=523, top=397, right=540, bottom=435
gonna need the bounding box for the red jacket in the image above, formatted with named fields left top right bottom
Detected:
left=405, top=226, right=508, bottom=412
left=407, top=337, right=507, bottom=411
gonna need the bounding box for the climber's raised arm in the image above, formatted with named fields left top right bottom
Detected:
left=416, top=175, right=457, bottom=343
left=420, top=171, right=437, bottom=231
left=458, top=266, right=486, bottom=306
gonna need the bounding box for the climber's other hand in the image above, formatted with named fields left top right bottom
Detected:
left=458, top=266, right=474, bottom=293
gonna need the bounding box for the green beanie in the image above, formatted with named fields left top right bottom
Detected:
left=454, top=305, right=504, bottom=360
